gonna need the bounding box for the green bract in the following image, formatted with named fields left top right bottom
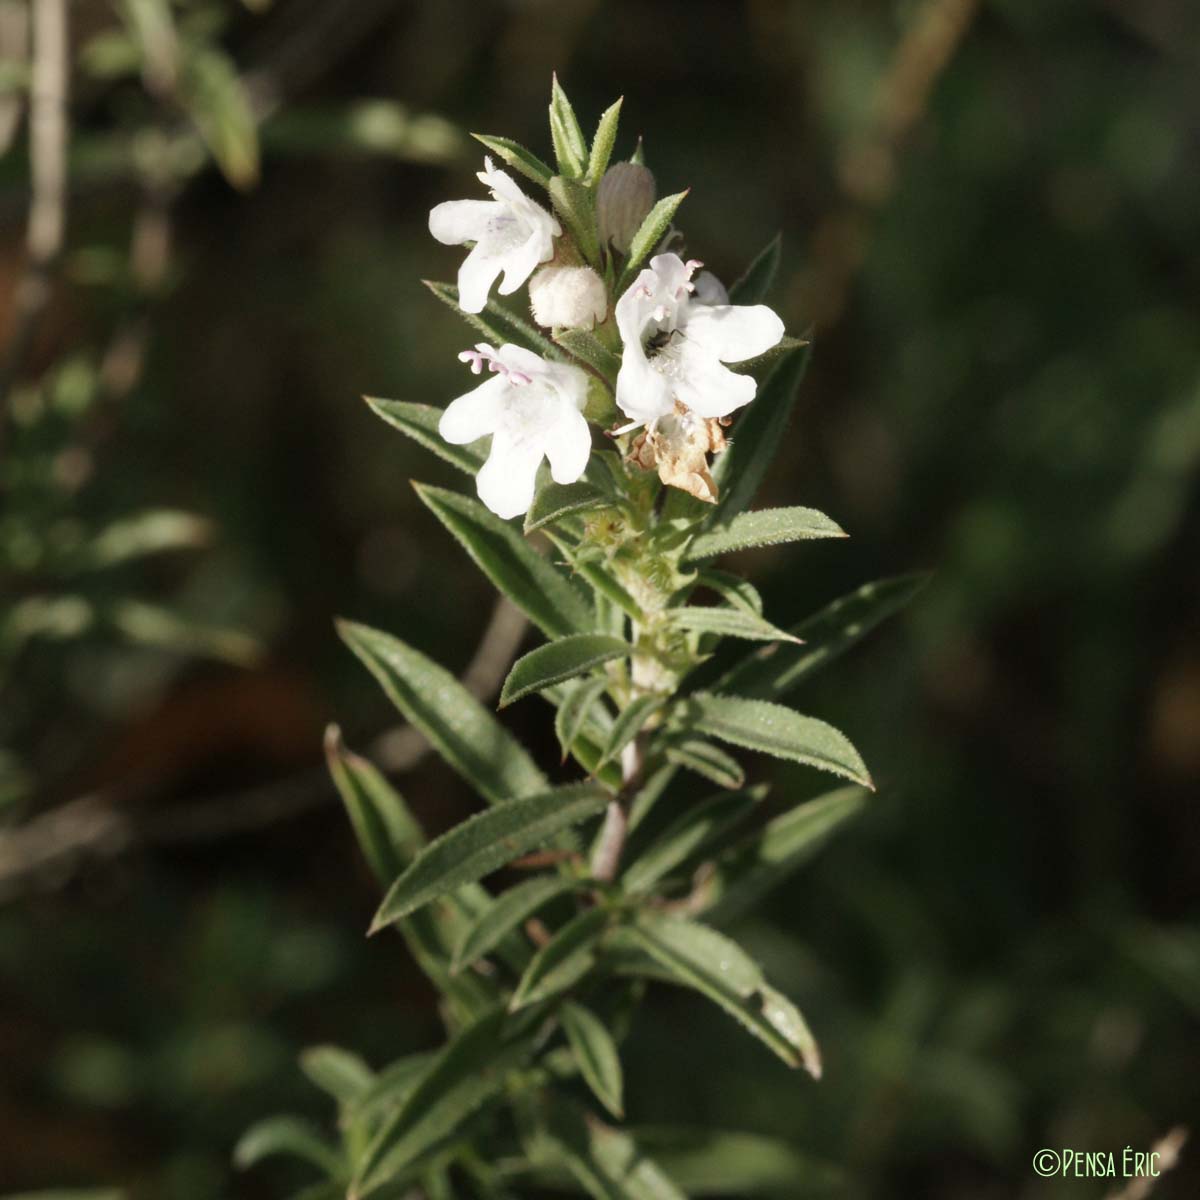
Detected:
left=238, top=77, right=918, bottom=1200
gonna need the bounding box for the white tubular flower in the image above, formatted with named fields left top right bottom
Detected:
left=429, top=158, right=561, bottom=315
left=528, top=265, right=608, bottom=330
left=614, top=253, right=784, bottom=431
left=439, top=343, right=592, bottom=519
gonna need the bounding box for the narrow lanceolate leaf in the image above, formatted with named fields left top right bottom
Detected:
left=364, top=398, right=484, bottom=475
left=526, top=479, right=611, bottom=533
left=668, top=606, right=800, bottom=644
left=372, top=785, right=610, bottom=929
left=713, top=572, right=931, bottom=701
left=424, top=279, right=558, bottom=358
left=662, top=737, right=745, bottom=790
left=549, top=75, right=589, bottom=178
left=686, top=693, right=872, bottom=789
left=300, top=1044, right=375, bottom=1107
left=351, top=1051, right=435, bottom=1127
left=471, top=132, right=553, bottom=188
left=415, top=484, right=592, bottom=638
left=510, top=906, right=610, bottom=1010
left=704, top=786, right=869, bottom=924
left=554, top=328, right=622, bottom=384
left=710, top=340, right=812, bottom=519
left=556, top=677, right=612, bottom=762
left=356, top=1009, right=531, bottom=1191
left=623, top=788, right=762, bottom=894
left=501, top=635, right=631, bottom=707
left=695, top=569, right=763, bottom=615
left=727, top=233, right=783, bottom=306
left=595, top=694, right=663, bottom=773
left=587, top=96, right=624, bottom=183
left=233, top=1115, right=343, bottom=1174
left=550, top=175, right=601, bottom=265
left=336, top=622, right=546, bottom=807
left=453, top=874, right=581, bottom=971
left=618, top=190, right=689, bottom=289
left=625, top=914, right=821, bottom=1076
left=684, top=507, right=846, bottom=562
left=561, top=1001, right=625, bottom=1118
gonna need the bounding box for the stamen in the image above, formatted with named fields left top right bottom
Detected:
left=457, top=343, right=532, bottom=384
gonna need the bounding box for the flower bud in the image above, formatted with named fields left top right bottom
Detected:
left=597, top=162, right=656, bottom=254
left=528, top=265, right=607, bottom=330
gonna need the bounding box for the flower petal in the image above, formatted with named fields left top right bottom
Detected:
left=673, top=343, right=758, bottom=419
left=476, top=436, right=542, bottom=519
left=498, top=228, right=554, bottom=295
left=544, top=405, right=592, bottom=484
left=616, top=344, right=674, bottom=426
left=439, top=375, right=507, bottom=444
left=456, top=242, right=505, bottom=314
left=429, top=199, right=502, bottom=246
left=683, top=303, right=784, bottom=363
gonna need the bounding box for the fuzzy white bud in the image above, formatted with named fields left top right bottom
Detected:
left=528, top=265, right=607, bottom=330
left=597, top=162, right=656, bottom=254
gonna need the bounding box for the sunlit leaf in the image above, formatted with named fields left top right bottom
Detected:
left=587, top=96, right=624, bottom=183
left=549, top=75, right=588, bottom=178
left=618, top=191, right=689, bottom=291
left=668, top=606, right=799, bottom=644
left=471, top=132, right=553, bottom=188
left=684, top=507, right=846, bottom=562
left=425, top=279, right=558, bottom=358
left=500, top=635, right=631, bottom=707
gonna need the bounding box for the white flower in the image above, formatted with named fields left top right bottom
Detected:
left=528, top=265, right=608, bottom=329
left=429, top=158, right=561, bottom=315
left=614, top=253, right=784, bottom=431
left=439, top=343, right=592, bottom=519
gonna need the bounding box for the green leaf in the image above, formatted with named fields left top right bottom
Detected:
left=587, top=96, right=624, bottom=183
left=179, top=46, right=259, bottom=188
left=555, top=677, right=612, bottom=762
left=625, top=914, right=821, bottom=1075
left=549, top=75, right=589, bottom=178
left=684, top=507, right=846, bottom=562
left=712, top=572, right=931, bottom=701
left=594, top=694, right=663, bottom=772
left=561, top=1001, right=624, bottom=1118
left=510, top=906, right=610, bottom=1009
left=662, top=738, right=745, bottom=790
left=549, top=175, right=601, bottom=265
left=424, top=279, right=559, bottom=358
left=351, top=1051, right=436, bottom=1128
left=500, top=635, right=631, bottom=707
left=668, top=606, right=800, bottom=644
left=355, top=1009, right=532, bottom=1191
left=337, top=622, right=547, bottom=807
left=727, top=233, right=782, bottom=305
left=86, top=508, right=212, bottom=568
left=364, top=398, right=484, bottom=475
left=0, top=1193, right=124, bottom=1200
left=554, top=328, right=622, bottom=384
left=694, top=569, right=763, bottom=615
left=710, top=341, right=812, bottom=519
left=525, top=478, right=611, bottom=533
left=372, top=785, right=610, bottom=928
left=471, top=132, right=553, bottom=188
left=617, top=191, right=689, bottom=290
left=324, top=725, right=425, bottom=882
left=704, top=786, right=869, bottom=923
left=234, top=1115, right=343, bottom=1175
left=453, top=874, right=582, bottom=971
left=686, top=693, right=872, bottom=789
left=415, top=484, right=592, bottom=638
left=623, top=788, right=762, bottom=894
left=300, top=1045, right=375, bottom=1107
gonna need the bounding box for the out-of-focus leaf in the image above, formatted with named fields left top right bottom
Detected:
left=510, top=907, right=610, bottom=1010
left=594, top=694, right=663, bottom=773
left=300, top=1044, right=374, bottom=1107
left=684, top=507, right=846, bottom=562
left=624, top=914, right=821, bottom=1075
left=727, top=233, right=782, bottom=305
left=662, top=738, right=745, bottom=790
left=0, top=1193, right=125, bottom=1200
left=471, top=132, right=553, bottom=188
left=453, top=874, right=581, bottom=971
left=618, top=191, right=689, bottom=290
left=262, top=100, right=466, bottom=164
left=712, top=572, right=931, bottom=700
left=526, top=479, right=610, bottom=533
left=233, top=1115, right=343, bottom=1174
left=425, top=280, right=558, bottom=358
left=686, top=694, right=872, bottom=789
left=364, top=398, right=484, bottom=475
left=587, top=96, right=623, bottom=183
left=85, top=508, right=211, bottom=567
left=668, top=606, right=799, bottom=644
left=555, top=677, right=612, bottom=762
left=549, top=75, right=588, bottom=178
left=350, top=1052, right=435, bottom=1128
left=561, top=1001, right=624, bottom=1118
left=500, top=635, right=631, bottom=707
left=108, top=600, right=260, bottom=666
left=415, top=484, right=592, bottom=638
left=371, top=785, right=610, bottom=929
left=337, top=621, right=547, bottom=807
left=710, top=341, right=812, bottom=519
left=179, top=46, right=259, bottom=188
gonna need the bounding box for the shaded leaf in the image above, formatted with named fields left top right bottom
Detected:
left=471, top=132, right=553, bottom=188
left=526, top=479, right=611, bottom=533
left=424, top=279, right=558, bottom=358
left=662, top=738, right=745, bottom=790
left=453, top=874, right=582, bottom=971
left=561, top=1001, right=624, bottom=1118
left=727, top=233, right=782, bottom=305
left=694, top=569, right=763, bottom=615
left=234, top=1115, right=343, bottom=1175
left=300, top=1045, right=374, bottom=1107
left=555, top=677, right=612, bottom=762
left=550, top=175, right=601, bottom=265
left=179, top=46, right=258, bottom=188
left=554, top=328, right=621, bottom=384
left=510, top=906, right=610, bottom=1010
left=365, top=397, right=484, bottom=475
left=501, top=635, right=631, bottom=707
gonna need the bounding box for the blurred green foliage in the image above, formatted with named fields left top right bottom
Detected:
left=0, top=0, right=1197, bottom=1197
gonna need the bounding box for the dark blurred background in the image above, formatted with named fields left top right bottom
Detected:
left=1, top=0, right=1198, bottom=1196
